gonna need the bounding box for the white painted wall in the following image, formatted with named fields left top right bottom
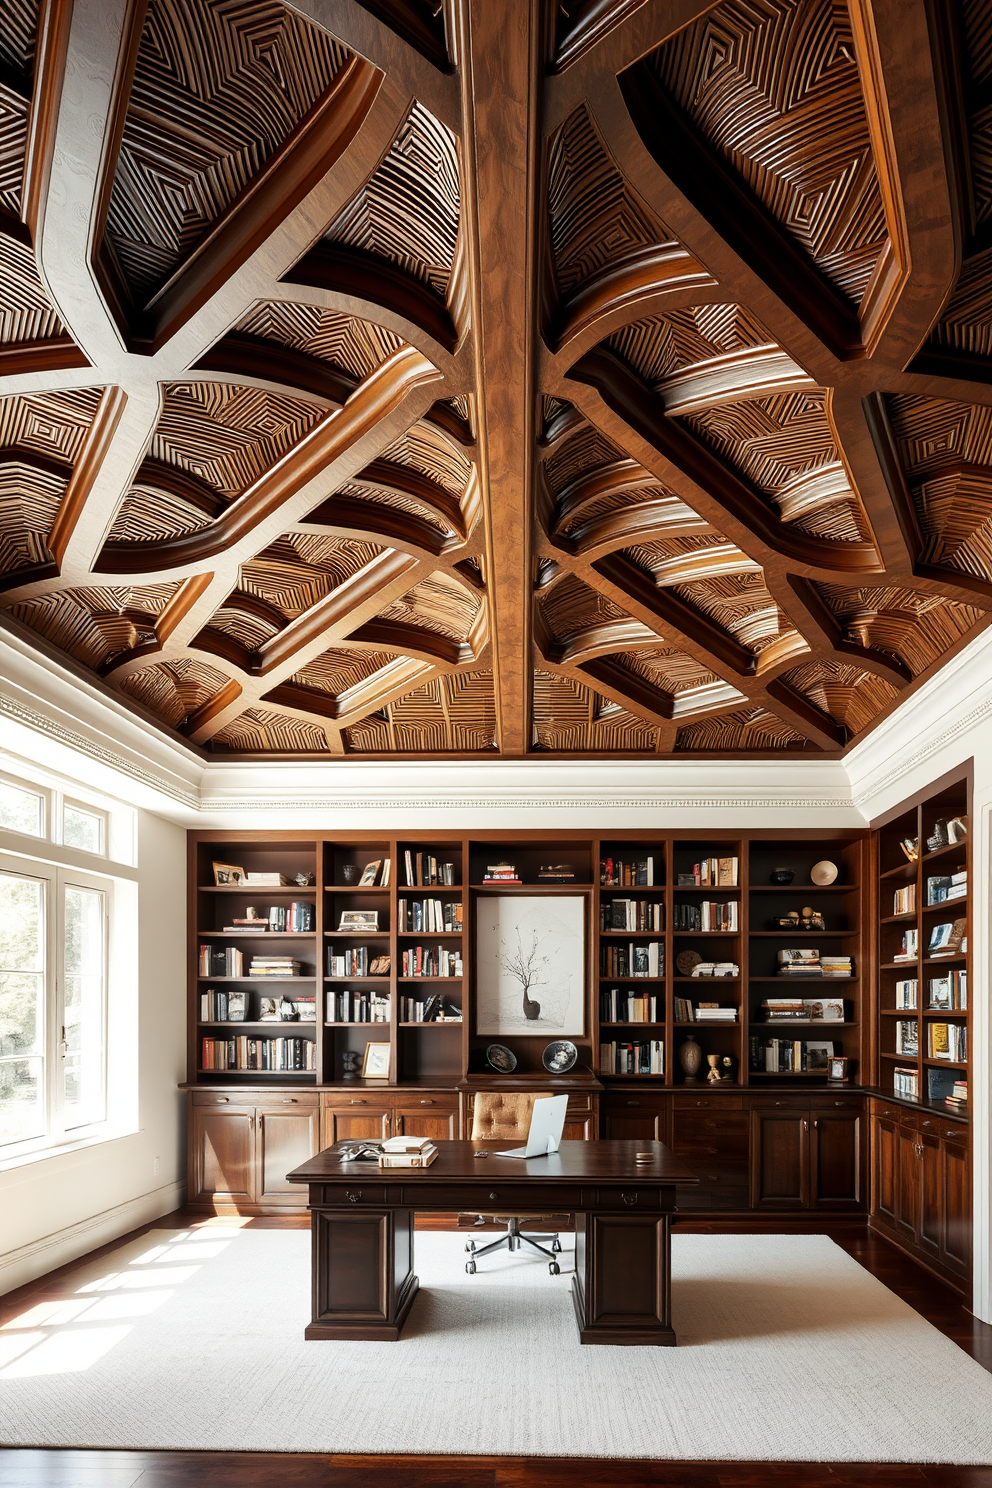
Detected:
left=0, top=807, right=187, bottom=1296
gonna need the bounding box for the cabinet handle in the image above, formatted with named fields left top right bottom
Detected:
left=622, top=1192, right=639, bottom=1206
left=627, top=1100, right=641, bottom=1107
left=349, top=1099, right=367, bottom=1105
left=946, top=1130, right=960, bottom=1138
left=218, top=1097, right=229, bottom=1104
left=420, top=1099, right=434, bottom=1105
left=286, top=1098, right=299, bottom=1104
left=813, top=1119, right=819, bottom=1129
left=347, top=1190, right=362, bottom=1203
left=921, top=1119, right=932, bottom=1127
left=803, top=1119, right=808, bottom=1131
left=249, top=1115, right=254, bottom=1127
left=489, top=1191, right=499, bottom=1201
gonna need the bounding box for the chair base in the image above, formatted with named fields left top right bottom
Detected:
left=464, top=1217, right=563, bottom=1274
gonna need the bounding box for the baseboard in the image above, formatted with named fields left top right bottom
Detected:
left=867, top=1214, right=971, bottom=1300
left=0, top=1178, right=188, bottom=1297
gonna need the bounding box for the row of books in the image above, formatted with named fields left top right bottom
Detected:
left=220, top=902, right=315, bottom=933
left=600, top=942, right=664, bottom=978
left=893, top=1066, right=919, bottom=1098
left=679, top=857, right=738, bottom=887
left=895, top=972, right=967, bottom=1010
left=399, top=995, right=461, bottom=1022
left=200, top=1036, right=316, bottom=1071
left=599, top=1039, right=664, bottom=1075
left=600, top=990, right=661, bottom=1023
left=403, top=851, right=455, bottom=887
left=895, top=1018, right=918, bottom=1056
left=673, top=900, right=738, bottom=932
left=326, top=991, right=390, bottom=1023
left=926, top=870, right=967, bottom=905
left=777, top=949, right=853, bottom=977
left=600, top=856, right=658, bottom=886
left=893, top=883, right=916, bottom=916
left=761, top=997, right=844, bottom=1020
left=930, top=1022, right=967, bottom=1061
left=199, top=945, right=244, bottom=978
left=751, top=1038, right=836, bottom=1072
left=601, top=899, right=664, bottom=932
left=326, top=948, right=390, bottom=978
left=398, top=898, right=463, bottom=933
left=400, top=946, right=463, bottom=977
left=894, top=919, right=967, bottom=962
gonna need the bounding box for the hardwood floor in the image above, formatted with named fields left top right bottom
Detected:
left=1, top=1210, right=991, bottom=1487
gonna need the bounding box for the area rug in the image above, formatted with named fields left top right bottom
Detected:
left=1, top=1227, right=991, bottom=1461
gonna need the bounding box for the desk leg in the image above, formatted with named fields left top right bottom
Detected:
left=571, top=1212, right=676, bottom=1345
left=305, top=1205, right=418, bottom=1341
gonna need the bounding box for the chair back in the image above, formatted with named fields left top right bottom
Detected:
left=470, top=1090, right=556, bottom=1143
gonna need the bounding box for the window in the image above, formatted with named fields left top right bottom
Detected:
left=62, top=801, right=106, bottom=855
left=0, top=859, right=109, bottom=1153
left=0, top=778, right=45, bottom=838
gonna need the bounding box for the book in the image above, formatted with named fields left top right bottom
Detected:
left=244, top=872, right=289, bottom=886
left=378, top=1147, right=438, bottom=1169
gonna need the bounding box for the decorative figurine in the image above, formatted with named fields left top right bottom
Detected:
left=706, top=1053, right=721, bottom=1083
left=679, top=1033, right=702, bottom=1083
left=720, top=1053, right=737, bottom=1083
left=341, top=1050, right=361, bottom=1080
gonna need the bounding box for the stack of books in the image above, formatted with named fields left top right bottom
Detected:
left=928, top=918, right=967, bottom=956
left=821, top=954, right=853, bottom=977
left=693, top=1003, right=737, bottom=1022
left=690, top=961, right=738, bottom=977
left=539, top=864, right=575, bottom=882
left=777, top=949, right=823, bottom=977
left=483, top=861, right=520, bottom=883
left=245, top=872, right=289, bottom=886
left=926, top=870, right=967, bottom=905
left=945, top=1079, right=968, bottom=1111
left=378, top=1137, right=437, bottom=1169
left=249, top=955, right=301, bottom=977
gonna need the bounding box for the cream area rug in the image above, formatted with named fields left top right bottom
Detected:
left=1, top=1227, right=992, bottom=1462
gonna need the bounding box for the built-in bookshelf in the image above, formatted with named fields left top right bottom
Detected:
left=873, top=767, right=971, bottom=1120
left=188, top=830, right=869, bottom=1088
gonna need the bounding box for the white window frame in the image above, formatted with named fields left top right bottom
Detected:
left=0, top=770, right=49, bottom=841
left=60, top=797, right=109, bottom=857
left=0, top=852, right=114, bottom=1161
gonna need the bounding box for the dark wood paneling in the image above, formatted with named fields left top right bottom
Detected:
left=750, top=1110, right=805, bottom=1209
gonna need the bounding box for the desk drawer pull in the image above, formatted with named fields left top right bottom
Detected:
left=622, top=1192, right=639, bottom=1207
left=349, top=1099, right=366, bottom=1105
left=420, top=1099, right=434, bottom=1105
left=347, top=1190, right=362, bottom=1203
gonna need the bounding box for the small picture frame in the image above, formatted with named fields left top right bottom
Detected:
left=213, top=862, right=246, bottom=886
left=338, top=910, right=380, bottom=931
left=362, top=1042, right=391, bottom=1078
left=828, top=1055, right=849, bottom=1082
left=227, top=991, right=249, bottom=1022
left=359, top=860, right=381, bottom=887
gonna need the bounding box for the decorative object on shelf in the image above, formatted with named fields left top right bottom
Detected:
left=828, top=1055, right=849, bottom=1082
left=483, top=861, right=521, bottom=884
left=691, top=961, right=739, bottom=977
left=676, top=873, right=697, bottom=886
left=542, top=1039, right=578, bottom=1073
left=258, top=997, right=279, bottom=1021
left=927, top=819, right=949, bottom=852
left=362, top=1042, right=390, bottom=1078
left=946, top=816, right=968, bottom=845
left=676, top=948, right=702, bottom=976
left=278, top=996, right=298, bottom=1021
left=810, top=860, right=838, bottom=885
left=485, top=1042, right=517, bottom=1073
left=678, top=1033, right=702, bottom=1082
left=720, top=1053, right=737, bottom=1082
left=212, top=861, right=246, bottom=886
left=338, top=910, right=379, bottom=931
left=706, top=1053, right=721, bottom=1083
left=538, top=863, right=575, bottom=882
left=294, top=871, right=315, bottom=886
left=359, top=860, right=382, bottom=886
left=227, top=991, right=249, bottom=1022
left=769, top=868, right=794, bottom=885
left=341, top=1049, right=361, bottom=1081
left=475, top=895, right=585, bottom=1035
left=772, top=907, right=826, bottom=930
left=341, top=864, right=360, bottom=885
left=900, top=836, right=920, bottom=862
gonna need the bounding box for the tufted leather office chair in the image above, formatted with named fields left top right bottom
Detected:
left=463, top=1090, right=564, bottom=1275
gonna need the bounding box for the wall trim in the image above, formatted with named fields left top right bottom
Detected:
left=198, top=793, right=853, bottom=812
left=0, top=1178, right=188, bottom=1298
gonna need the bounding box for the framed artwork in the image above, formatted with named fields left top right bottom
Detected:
left=362, top=1042, right=391, bottom=1078
left=212, top=861, right=246, bottom=885
left=475, top=894, right=585, bottom=1037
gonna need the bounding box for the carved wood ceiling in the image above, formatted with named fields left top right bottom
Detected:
left=1, top=0, right=992, bottom=758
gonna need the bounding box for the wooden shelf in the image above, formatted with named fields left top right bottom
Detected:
left=921, top=842, right=968, bottom=865
left=324, top=976, right=391, bottom=983
left=200, top=885, right=315, bottom=894
left=198, top=930, right=315, bottom=938
left=323, top=884, right=391, bottom=893
left=198, top=1020, right=317, bottom=1029
left=749, top=885, right=856, bottom=893
left=196, top=975, right=316, bottom=983
left=324, top=931, right=390, bottom=939
left=747, top=929, right=856, bottom=937
left=396, top=931, right=463, bottom=938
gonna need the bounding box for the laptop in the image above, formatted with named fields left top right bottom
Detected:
left=494, top=1094, right=568, bottom=1158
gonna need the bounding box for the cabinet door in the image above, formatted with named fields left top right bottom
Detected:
left=809, top=1110, right=862, bottom=1210
left=320, top=1097, right=392, bottom=1147
left=894, top=1121, right=921, bottom=1243
left=190, top=1106, right=255, bottom=1207
left=563, top=1112, right=597, bottom=1141
left=918, top=1130, right=942, bottom=1261
left=391, top=1094, right=458, bottom=1141
left=872, top=1114, right=899, bottom=1227
left=602, top=1097, right=667, bottom=1142
left=750, top=1111, right=806, bottom=1208
left=941, top=1132, right=971, bottom=1282
left=670, top=1107, right=749, bottom=1211
left=257, top=1103, right=319, bottom=1205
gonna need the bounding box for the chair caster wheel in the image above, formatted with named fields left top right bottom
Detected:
left=549, top=1261, right=560, bottom=1276
left=551, top=1237, right=562, bottom=1252
left=465, top=1261, right=477, bottom=1274
left=465, top=1241, right=476, bottom=1252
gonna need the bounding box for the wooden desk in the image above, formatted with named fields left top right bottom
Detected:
left=287, top=1139, right=698, bottom=1346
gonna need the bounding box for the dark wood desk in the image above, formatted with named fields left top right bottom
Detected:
left=287, top=1139, right=698, bottom=1346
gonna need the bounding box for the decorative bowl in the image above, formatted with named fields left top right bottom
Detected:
left=770, top=868, right=794, bottom=885
left=486, top=1043, right=517, bottom=1073
left=810, top=860, right=839, bottom=886
left=543, top=1039, right=578, bottom=1073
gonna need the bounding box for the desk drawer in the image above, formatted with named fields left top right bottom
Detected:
left=585, top=1187, right=663, bottom=1209
left=406, top=1183, right=584, bottom=1210
left=315, top=1184, right=388, bottom=1206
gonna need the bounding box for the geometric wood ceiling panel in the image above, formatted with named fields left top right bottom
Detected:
left=2, top=0, right=992, bottom=759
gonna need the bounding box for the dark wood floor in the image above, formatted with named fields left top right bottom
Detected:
left=1, top=1209, right=991, bottom=1487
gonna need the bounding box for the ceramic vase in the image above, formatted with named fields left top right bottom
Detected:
left=679, top=1034, right=702, bottom=1083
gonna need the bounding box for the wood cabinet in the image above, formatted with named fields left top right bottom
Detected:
left=189, top=1091, right=319, bottom=1212
left=750, top=1096, right=862, bottom=1211
left=869, top=1099, right=970, bottom=1288
left=669, top=1094, right=748, bottom=1211
left=321, top=1090, right=459, bottom=1149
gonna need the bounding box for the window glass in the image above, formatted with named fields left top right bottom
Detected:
left=0, top=781, right=44, bottom=838
left=0, top=873, right=46, bottom=1146
left=63, top=804, right=104, bottom=855
left=62, top=884, right=106, bottom=1127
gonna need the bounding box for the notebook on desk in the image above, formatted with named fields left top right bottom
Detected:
left=494, top=1094, right=568, bottom=1158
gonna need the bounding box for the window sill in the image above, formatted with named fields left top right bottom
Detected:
left=0, top=1124, right=140, bottom=1174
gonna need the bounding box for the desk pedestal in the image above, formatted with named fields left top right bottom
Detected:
left=306, top=1206, right=419, bottom=1341
left=571, top=1212, right=675, bottom=1345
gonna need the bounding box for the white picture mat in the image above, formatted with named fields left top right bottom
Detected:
left=475, top=895, right=585, bottom=1036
